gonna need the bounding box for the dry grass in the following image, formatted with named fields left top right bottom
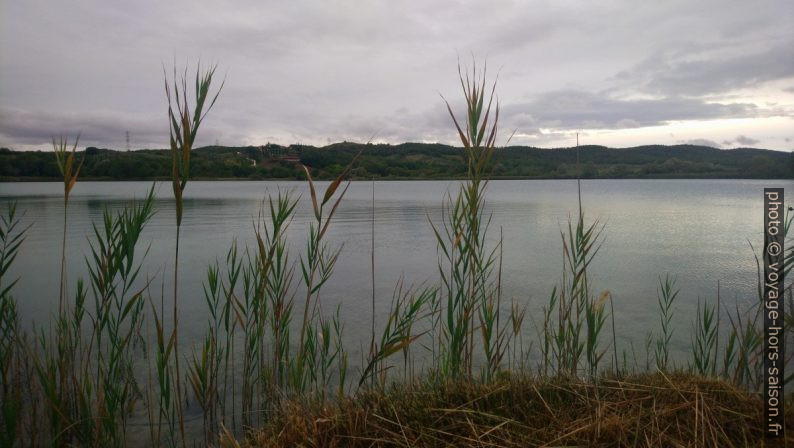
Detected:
left=237, top=372, right=792, bottom=448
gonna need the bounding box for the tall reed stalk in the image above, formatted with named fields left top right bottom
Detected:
left=53, top=135, right=82, bottom=313
left=431, top=60, right=504, bottom=380
left=164, top=62, right=223, bottom=444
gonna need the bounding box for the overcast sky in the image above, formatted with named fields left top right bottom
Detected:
left=1, top=0, right=792, bottom=151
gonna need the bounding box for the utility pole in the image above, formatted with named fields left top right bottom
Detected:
left=125, top=131, right=130, bottom=151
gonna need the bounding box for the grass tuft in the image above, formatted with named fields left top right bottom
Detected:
left=244, top=372, right=792, bottom=447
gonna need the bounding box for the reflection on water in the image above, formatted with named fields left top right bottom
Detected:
left=0, top=178, right=789, bottom=361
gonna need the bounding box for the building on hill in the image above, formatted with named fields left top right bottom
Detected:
left=260, top=144, right=300, bottom=164
left=281, top=153, right=300, bottom=163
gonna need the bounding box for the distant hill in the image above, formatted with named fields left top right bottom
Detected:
left=0, top=142, right=791, bottom=180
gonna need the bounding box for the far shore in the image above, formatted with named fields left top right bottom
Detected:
left=2, top=175, right=792, bottom=182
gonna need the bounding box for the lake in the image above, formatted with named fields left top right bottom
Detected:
left=0, top=179, right=790, bottom=366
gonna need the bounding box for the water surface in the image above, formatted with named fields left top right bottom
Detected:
left=1, top=179, right=789, bottom=363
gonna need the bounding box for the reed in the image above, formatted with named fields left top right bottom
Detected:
left=719, top=210, right=793, bottom=390
left=255, top=192, right=298, bottom=395
left=654, top=273, right=678, bottom=371
left=187, top=332, right=216, bottom=442
left=0, top=202, right=30, bottom=447
left=585, top=290, right=609, bottom=377
left=52, top=135, right=82, bottom=313
left=238, top=244, right=266, bottom=427
left=219, top=242, right=242, bottom=430
left=431, top=60, right=504, bottom=381
left=508, top=297, right=528, bottom=372
left=186, top=175, right=364, bottom=442
left=541, top=214, right=606, bottom=377
left=782, top=208, right=793, bottom=386
left=31, top=187, right=155, bottom=446
left=293, top=153, right=360, bottom=391
left=691, top=297, right=718, bottom=375
left=189, top=260, right=221, bottom=439
left=0, top=203, right=29, bottom=302
left=360, top=283, right=435, bottom=387
left=191, top=241, right=242, bottom=440
left=784, top=206, right=793, bottom=279
left=151, top=294, right=177, bottom=446
left=164, top=61, right=224, bottom=445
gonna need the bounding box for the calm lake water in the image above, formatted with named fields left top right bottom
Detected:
left=0, top=179, right=791, bottom=364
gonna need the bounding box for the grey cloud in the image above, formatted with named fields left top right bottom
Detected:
left=500, top=89, right=764, bottom=130
left=0, top=107, right=224, bottom=150
left=722, top=135, right=761, bottom=148
left=734, top=135, right=760, bottom=146
left=293, top=86, right=775, bottom=145
left=322, top=103, right=456, bottom=145
left=615, top=41, right=794, bottom=97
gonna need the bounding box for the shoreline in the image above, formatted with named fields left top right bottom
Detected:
left=1, top=175, right=792, bottom=182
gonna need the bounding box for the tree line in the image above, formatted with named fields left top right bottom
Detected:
left=1, top=142, right=791, bottom=180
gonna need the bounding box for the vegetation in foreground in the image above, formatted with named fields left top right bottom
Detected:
left=0, top=60, right=792, bottom=448
left=239, top=372, right=794, bottom=447
left=1, top=141, right=793, bottom=181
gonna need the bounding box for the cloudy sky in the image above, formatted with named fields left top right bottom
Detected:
left=1, top=0, right=793, bottom=151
